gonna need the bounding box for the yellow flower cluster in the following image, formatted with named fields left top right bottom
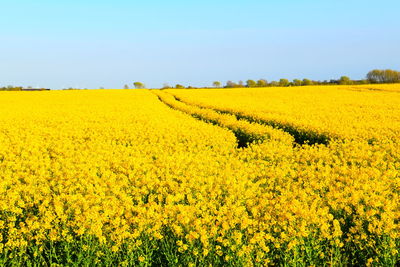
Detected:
left=0, top=87, right=399, bottom=265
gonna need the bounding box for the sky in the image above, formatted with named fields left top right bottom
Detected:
left=1, top=0, right=400, bottom=89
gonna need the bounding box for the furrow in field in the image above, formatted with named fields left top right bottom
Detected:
left=153, top=91, right=294, bottom=148
left=170, top=93, right=331, bottom=145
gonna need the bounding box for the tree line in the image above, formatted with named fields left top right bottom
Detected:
left=1, top=69, right=399, bottom=91
left=0, top=86, right=23, bottom=91
left=157, top=69, right=400, bottom=89
left=366, top=69, right=400, bottom=83
left=113, top=70, right=400, bottom=89
left=127, top=69, right=397, bottom=89
left=0, top=86, right=50, bottom=91
left=222, top=75, right=362, bottom=88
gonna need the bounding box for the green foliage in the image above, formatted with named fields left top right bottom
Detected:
left=302, top=79, right=313, bottom=86
left=133, top=82, right=145, bottom=89
left=270, top=81, right=279, bottom=87
left=367, top=69, right=400, bottom=83
left=212, top=81, right=221, bottom=88
left=175, top=84, right=185, bottom=89
left=256, top=79, right=268, bottom=87
left=246, top=79, right=257, bottom=87
left=339, top=76, right=353, bottom=85
left=225, top=81, right=238, bottom=88
left=293, top=79, right=303, bottom=86
left=279, top=78, right=290, bottom=87
left=0, top=86, right=22, bottom=91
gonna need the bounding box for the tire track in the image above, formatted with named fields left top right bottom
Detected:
left=171, top=94, right=331, bottom=145
left=153, top=91, right=294, bottom=148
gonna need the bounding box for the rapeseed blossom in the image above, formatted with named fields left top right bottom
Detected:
left=0, top=86, right=399, bottom=265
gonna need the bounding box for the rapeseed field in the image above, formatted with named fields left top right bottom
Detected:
left=0, top=86, right=399, bottom=266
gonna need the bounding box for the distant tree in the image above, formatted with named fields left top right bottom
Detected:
left=302, top=79, right=313, bottom=86
left=27, top=86, right=33, bottom=89
left=225, top=81, right=237, bottom=88
left=367, top=69, right=400, bottom=83
left=367, top=69, right=382, bottom=83
left=279, top=79, right=290, bottom=87
left=9, top=85, right=22, bottom=91
left=318, top=80, right=326, bottom=85
left=293, top=79, right=303, bottom=86
left=329, top=79, right=339, bottom=84
left=1, top=85, right=22, bottom=91
left=256, top=79, right=268, bottom=87
left=339, top=76, right=352, bottom=85
left=385, top=69, right=400, bottom=83
left=162, top=83, right=171, bottom=89
left=175, top=84, right=185, bottom=89
left=212, top=81, right=221, bottom=88
left=270, top=81, right=279, bottom=87
left=133, top=82, right=145, bottom=89
left=238, top=80, right=244, bottom=87
left=1, top=85, right=21, bottom=91
left=246, top=79, right=257, bottom=87
left=99, top=87, right=105, bottom=89
left=124, top=84, right=129, bottom=89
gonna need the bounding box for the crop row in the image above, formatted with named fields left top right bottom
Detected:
left=154, top=91, right=294, bottom=147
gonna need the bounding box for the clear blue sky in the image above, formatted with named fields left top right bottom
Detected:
left=1, top=0, right=399, bottom=89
